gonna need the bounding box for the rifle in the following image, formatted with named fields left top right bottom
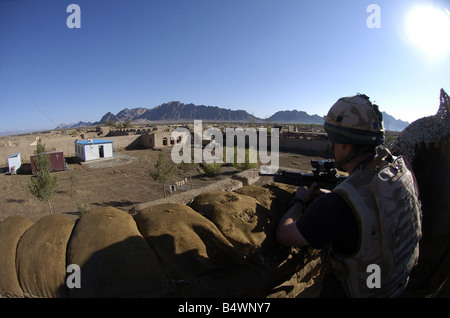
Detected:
left=271, top=160, right=347, bottom=190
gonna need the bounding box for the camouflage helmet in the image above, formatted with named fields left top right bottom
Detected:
left=324, top=94, right=385, bottom=145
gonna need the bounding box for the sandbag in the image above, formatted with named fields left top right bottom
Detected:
left=234, top=183, right=299, bottom=245
left=0, top=216, right=34, bottom=297
left=235, top=185, right=276, bottom=210
left=236, top=183, right=298, bottom=216
left=16, top=214, right=75, bottom=298
left=262, top=182, right=299, bottom=212
left=66, top=207, right=168, bottom=297
left=190, top=191, right=275, bottom=257
left=134, top=203, right=243, bottom=283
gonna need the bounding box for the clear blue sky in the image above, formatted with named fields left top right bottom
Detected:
left=1, top=0, right=449, bottom=134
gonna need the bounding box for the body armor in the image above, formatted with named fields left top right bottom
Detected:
left=330, top=148, right=422, bottom=297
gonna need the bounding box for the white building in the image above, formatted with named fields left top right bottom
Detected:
left=8, top=153, right=21, bottom=174
left=74, top=139, right=114, bottom=162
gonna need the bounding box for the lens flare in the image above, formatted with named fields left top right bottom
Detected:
left=406, top=6, right=450, bottom=58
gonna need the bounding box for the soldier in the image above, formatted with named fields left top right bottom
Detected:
left=276, top=94, right=422, bottom=297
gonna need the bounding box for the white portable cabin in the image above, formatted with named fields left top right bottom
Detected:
left=8, top=153, right=21, bottom=174
left=74, top=139, right=114, bottom=162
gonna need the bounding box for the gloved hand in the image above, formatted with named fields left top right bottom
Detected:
left=291, top=182, right=331, bottom=207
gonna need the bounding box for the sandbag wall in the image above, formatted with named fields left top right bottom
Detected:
left=0, top=182, right=324, bottom=298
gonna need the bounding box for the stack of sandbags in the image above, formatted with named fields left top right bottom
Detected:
left=0, top=182, right=324, bottom=298
left=134, top=203, right=244, bottom=282
left=196, top=184, right=324, bottom=298
left=66, top=207, right=168, bottom=297
left=134, top=203, right=251, bottom=297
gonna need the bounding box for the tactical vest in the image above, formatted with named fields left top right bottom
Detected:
left=330, top=148, right=422, bottom=298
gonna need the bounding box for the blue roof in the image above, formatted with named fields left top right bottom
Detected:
left=75, top=139, right=114, bottom=145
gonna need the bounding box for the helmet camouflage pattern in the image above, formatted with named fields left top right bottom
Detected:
left=324, top=94, right=385, bottom=145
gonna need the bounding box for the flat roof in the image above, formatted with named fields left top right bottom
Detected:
left=75, top=139, right=114, bottom=145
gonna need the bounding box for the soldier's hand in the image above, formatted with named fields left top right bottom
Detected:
left=295, top=182, right=319, bottom=204
left=311, top=186, right=330, bottom=201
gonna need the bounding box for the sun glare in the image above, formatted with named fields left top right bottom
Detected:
left=406, top=6, right=450, bottom=58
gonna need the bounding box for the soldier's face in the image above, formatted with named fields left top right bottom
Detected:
left=332, top=142, right=355, bottom=172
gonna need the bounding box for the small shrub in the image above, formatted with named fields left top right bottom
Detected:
left=232, top=148, right=259, bottom=171
left=203, top=162, right=221, bottom=177
left=77, top=202, right=91, bottom=215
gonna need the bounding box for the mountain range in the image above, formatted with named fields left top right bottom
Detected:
left=56, top=101, right=410, bottom=132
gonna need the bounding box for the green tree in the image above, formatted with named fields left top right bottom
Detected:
left=149, top=152, right=175, bottom=197
left=27, top=138, right=59, bottom=214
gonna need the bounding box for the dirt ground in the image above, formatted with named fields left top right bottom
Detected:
left=0, top=147, right=327, bottom=222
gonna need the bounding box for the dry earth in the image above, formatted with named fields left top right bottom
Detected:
left=0, top=147, right=326, bottom=222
